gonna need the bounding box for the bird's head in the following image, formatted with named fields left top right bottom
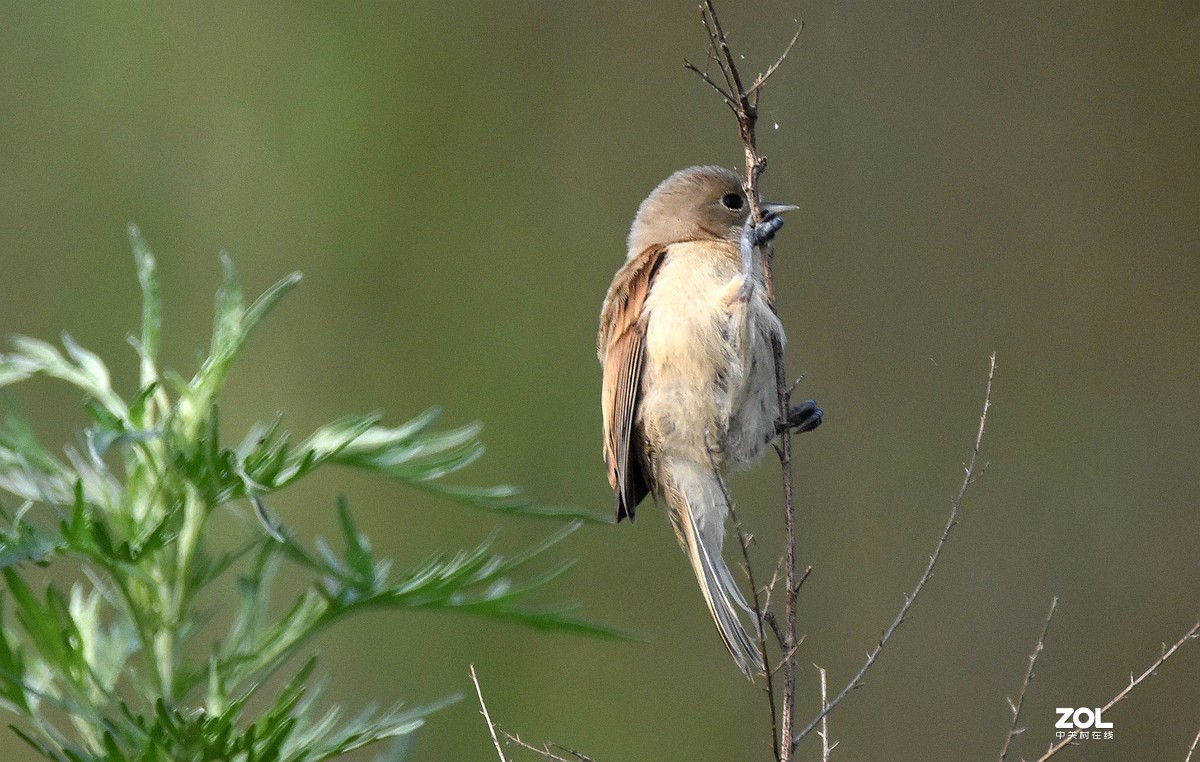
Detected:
left=626, top=165, right=796, bottom=255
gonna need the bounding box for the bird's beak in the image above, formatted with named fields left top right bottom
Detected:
left=762, top=202, right=799, bottom=216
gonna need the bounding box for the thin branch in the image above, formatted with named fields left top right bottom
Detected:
left=772, top=333, right=799, bottom=762
left=999, top=596, right=1058, bottom=761
left=747, top=22, right=804, bottom=100
left=470, top=664, right=509, bottom=762
left=1185, top=723, right=1200, bottom=762
left=682, top=60, right=737, bottom=109
left=706, top=430, right=779, bottom=759
left=792, top=351, right=998, bottom=749
left=686, top=0, right=776, bottom=221
left=816, top=665, right=837, bottom=762
left=702, top=0, right=745, bottom=101
left=729, top=475, right=782, bottom=758
left=762, top=554, right=786, bottom=612
left=763, top=563, right=811, bottom=649
left=685, top=4, right=806, bottom=759
left=502, top=731, right=595, bottom=762
left=1034, top=619, right=1200, bottom=761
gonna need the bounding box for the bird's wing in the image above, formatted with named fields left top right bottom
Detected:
left=598, top=244, right=667, bottom=522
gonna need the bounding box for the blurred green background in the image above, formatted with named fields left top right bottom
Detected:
left=1, top=2, right=1198, bottom=760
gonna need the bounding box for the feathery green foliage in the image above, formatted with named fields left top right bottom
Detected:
left=0, top=226, right=615, bottom=761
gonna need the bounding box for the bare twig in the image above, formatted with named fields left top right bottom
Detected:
left=1185, top=723, right=1200, bottom=762
left=763, top=564, right=811, bottom=649
left=746, top=24, right=804, bottom=101
left=683, top=61, right=737, bottom=108
left=1034, top=619, right=1200, bottom=761
left=762, top=555, right=786, bottom=611
left=685, top=4, right=805, bottom=760
left=816, top=665, right=837, bottom=761
left=792, top=352, right=998, bottom=749
left=685, top=0, right=801, bottom=229
left=999, top=596, right=1058, bottom=761
left=706, top=430, right=780, bottom=759
left=470, top=664, right=509, bottom=762
left=728, top=474, right=782, bottom=757
left=772, top=337, right=799, bottom=762
left=501, top=731, right=595, bottom=762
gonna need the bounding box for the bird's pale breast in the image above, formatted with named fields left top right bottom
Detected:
left=638, top=240, right=783, bottom=472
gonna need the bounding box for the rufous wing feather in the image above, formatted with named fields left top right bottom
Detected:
left=599, top=245, right=666, bottom=522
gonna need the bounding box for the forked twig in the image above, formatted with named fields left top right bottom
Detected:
left=792, top=352, right=998, bottom=749
left=719, top=451, right=782, bottom=760
left=999, top=596, right=1058, bottom=761
left=472, top=666, right=593, bottom=761
left=684, top=0, right=801, bottom=236
left=470, top=664, right=509, bottom=762
left=501, top=731, right=595, bottom=762
left=1033, top=619, right=1200, bottom=761
left=747, top=25, right=804, bottom=101
left=685, top=3, right=804, bottom=759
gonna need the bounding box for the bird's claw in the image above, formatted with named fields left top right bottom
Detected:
left=778, top=399, right=822, bottom=435
left=748, top=214, right=785, bottom=249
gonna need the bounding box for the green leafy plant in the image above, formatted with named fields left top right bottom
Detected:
left=0, top=227, right=616, bottom=761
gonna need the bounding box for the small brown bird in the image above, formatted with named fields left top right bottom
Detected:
left=598, top=165, right=821, bottom=677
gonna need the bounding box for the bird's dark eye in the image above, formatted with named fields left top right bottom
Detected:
left=719, top=192, right=744, bottom=211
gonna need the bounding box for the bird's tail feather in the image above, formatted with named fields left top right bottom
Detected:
left=665, top=459, right=763, bottom=679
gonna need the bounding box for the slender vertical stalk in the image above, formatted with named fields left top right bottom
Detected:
left=685, top=4, right=804, bottom=757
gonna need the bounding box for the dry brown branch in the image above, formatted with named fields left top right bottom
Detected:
left=1034, top=619, right=1200, bottom=761
left=792, top=351, right=997, bottom=750
left=502, top=731, right=595, bottom=762
left=684, top=0, right=801, bottom=257
left=1000, top=596, right=1058, bottom=761
left=746, top=24, right=804, bottom=101
left=705, top=426, right=780, bottom=757
left=722, top=459, right=782, bottom=759
left=685, top=3, right=804, bottom=759
left=470, top=664, right=509, bottom=762
left=764, top=564, right=812, bottom=649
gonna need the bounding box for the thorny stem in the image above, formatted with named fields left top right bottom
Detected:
left=685, top=2, right=803, bottom=759
left=720, top=454, right=780, bottom=759
left=1185, top=724, right=1200, bottom=762
left=1033, top=619, right=1200, bottom=761
left=999, top=596, right=1058, bottom=761
left=502, top=731, right=596, bottom=762
left=791, top=352, right=998, bottom=750
left=681, top=8, right=1193, bottom=760
left=470, top=665, right=509, bottom=762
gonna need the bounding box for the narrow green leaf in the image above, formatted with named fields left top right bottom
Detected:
left=126, top=382, right=160, bottom=430
left=127, top=224, right=161, bottom=385
left=336, top=499, right=375, bottom=585
left=0, top=599, right=31, bottom=715
left=240, top=270, right=303, bottom=343
left=210, top=253, right=245, bottom=365
left=60, top=335, right=112, bottom=399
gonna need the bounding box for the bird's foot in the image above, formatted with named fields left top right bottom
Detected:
left=734, top=214, right=786, bottom=303
left=776, top=399, right=822, bottom=435
left=744, top=214, right=785, bottom=251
